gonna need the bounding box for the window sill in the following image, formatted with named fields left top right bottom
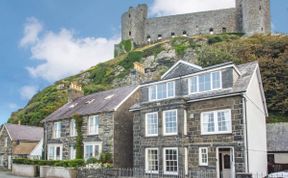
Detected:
left=145, top=171, right=159, bottom=174
left=163, top=133, right=178, bottom=136
left=164, top=172, right=178, bottom=175
left=201, top=131, right=232, bottom=136
left=145, top=135, right=158, bottom=137
left=87, top=133, right=99, bottom=136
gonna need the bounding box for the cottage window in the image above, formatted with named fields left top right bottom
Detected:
left=199, top=147, right=208, bottom=166
left=163, top=110, right=177, bottom=135
left=48, top=144, right=62, bottom=160
left=84, top=142, right=102, bottom=160
left=4, top=137, right=8, bottom=147
left=201, top=109, right=231, bottom=135
left=88, top=115, right=99, bottom=135
left=70, top=145, right=76, bottom=160
left=145, top=112, right=158, bottom=136
left=145, top=148, right=159, bottom=173
left=148, top=81, right=175, bottom=101
left=189, top=71, right=222, bottom=94
left=163, top=148, right=178, bottom=175
left=70, top=119, right=77, bottom=137
left=53, top=122, right=61, bottom=138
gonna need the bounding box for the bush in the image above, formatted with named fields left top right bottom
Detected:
left=119, top=51, right=143, bottom=70
left=120, top=39, right=133, bottom=53
left=86, top=157, right=99, bottom=164
left=12, top=158, right=85, bottom=168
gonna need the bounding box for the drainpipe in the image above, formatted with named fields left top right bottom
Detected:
left=242, top=96, right=250, bottom=173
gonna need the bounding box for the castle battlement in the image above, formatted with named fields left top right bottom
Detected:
left=121, top=0, right=271, bottom=44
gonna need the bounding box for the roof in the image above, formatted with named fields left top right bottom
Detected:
left=267, top=123, right=288, bottom=152
left=4, top=124, right=43, bottom=141
left=130, top=61, right=259, bottom=111
left=13, top=142, right=38, bottom=155
left=42, top=85, right=137, bottom=122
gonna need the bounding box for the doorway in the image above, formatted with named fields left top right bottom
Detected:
left=217, top=147, right=235, bottom=178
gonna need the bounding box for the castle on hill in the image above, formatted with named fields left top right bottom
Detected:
left=121, top=0, right=271, bottom=44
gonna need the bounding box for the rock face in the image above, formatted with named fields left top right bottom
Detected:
left=121, top=0, right=271, bottom=44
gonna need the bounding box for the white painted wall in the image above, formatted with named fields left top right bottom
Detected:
left=274, top=153, right=288, bottom=164
left=245, top=66, right=268, bottom=177
left=29, top=139, right=43, bottom=159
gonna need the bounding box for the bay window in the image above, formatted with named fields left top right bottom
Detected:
left=145, top=112, right=158, bottom=136
left=149, top=81, right=175, bottom=101
left=145, top=148, right=159, bottom=173
left=163, top=110, right=177, bottom=135
left=189, top=71, right=222, bottom=94
left=201, top=109, right=231, bottom=135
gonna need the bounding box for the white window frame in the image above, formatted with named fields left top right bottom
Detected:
left=53, top=122, right=61, bottom=139
left=70, top=145, right=76, bottom=160
left=83, top=142, right=102, bottom=160
left=145, top=112, right=158, bottom=137
left=188, top=71, right=222, bottom=94
left=163, top=109, right=178, bottom=136
left=4, top=137, right=8, bottom=147
left=200, top=109, right=232, bottom=135
left=148, top=81, right=175, bottom=101
left=47, top=144, right=63, bottom=160
left=199, top=147, right=208, bottom=166
left=185, top=147, right=188, bottom=175
left=88, top=115, right=99, bottom=135
left=145, top=148, right=159, bottom=174
left=70, top=119, right=77, bottom=137
left=163, top=147, right=178, bottom=175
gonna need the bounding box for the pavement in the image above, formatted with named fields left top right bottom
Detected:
left=0, top=170, right=27, bottom=178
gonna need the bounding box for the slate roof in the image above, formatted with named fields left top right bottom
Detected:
left=4, top=124, right=43, bottom=141
left=267, top=123, right=288, bottom=152
left=42, top=85, right=137, bottom=122
left=130, top=61, right=259, bottom=111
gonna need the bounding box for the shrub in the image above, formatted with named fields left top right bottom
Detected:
left=12, top=158, right=85, bottom=168
left=99, top=152, right=113, bottom=164
left=86, top=157, right=99, bottom=164
left=119, top=51, right=143, bottom=70
left=120, top=39, right=133, bottom=53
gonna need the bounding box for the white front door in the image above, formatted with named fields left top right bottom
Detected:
left=218, top=148, right=235, bottom=178
left=221, top=151, right=231, bottom=178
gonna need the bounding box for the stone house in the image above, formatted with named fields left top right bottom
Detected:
left=0, top=124, right=43, bottom=169
left=41, top=85, right=139, bottom=168
left=267, top=123, right=288, bottom=173
left=130, top=60, right=268, bottom=178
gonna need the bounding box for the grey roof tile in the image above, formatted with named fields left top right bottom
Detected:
left=162, top=62, right=202, bottom=80
left=267, top=123, right=288, bottom=152
left=42, top=85, right=137, bottom=122
left=5, top=124, right=43, bottom=141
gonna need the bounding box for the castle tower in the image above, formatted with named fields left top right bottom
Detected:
left=121, top=4, right=148, bottom=44
left=236, top=0, right=271, bottom=34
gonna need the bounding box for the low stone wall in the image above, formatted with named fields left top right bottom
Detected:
left=40, top=166, right=77, bottom=178
left=12, top=164, right=38, bottom=177
left=236, top=173, right=252, bottom=178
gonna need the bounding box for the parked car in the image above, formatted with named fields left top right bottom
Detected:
left=266, top=170, right=288, bottom=178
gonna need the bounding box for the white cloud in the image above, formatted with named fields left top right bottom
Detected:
left=20, top=85, right=38, bottom=100
left=151, top=0, right=235, bottom=16
left=8, top=103, right=18, bottom=110
left=20, top=17, right=120, bottom=82
left=20, top=17, right=43, bottom=47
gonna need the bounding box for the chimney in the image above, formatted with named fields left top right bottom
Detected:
left=68, top=82, right=84, bottom=102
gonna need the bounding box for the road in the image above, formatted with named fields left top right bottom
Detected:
left=0, top=171, right=27, bottom=178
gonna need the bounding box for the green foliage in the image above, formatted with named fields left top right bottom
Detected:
left=143, top=44, right=164, bottom=57
left=119, top=51, right=143, bottom=70
left=171, top=37, right=200, bottom=56
left=74, top=114, right=84, bottom=159
left=83, top=84, right=110, bottom=95
left=99, top=152, right=113, bottom=164
left=207, top=33, right=243, bottom=45
left=86, top=157, right=99, bottom=164
left=12, top=158, right=85, bottom=168
left=120, top=39, right=133, bottom=53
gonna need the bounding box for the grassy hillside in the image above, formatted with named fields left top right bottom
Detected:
left=8, top=33, right=288, bottom=126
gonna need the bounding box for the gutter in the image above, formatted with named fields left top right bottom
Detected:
left=242, top=96, right=250, bottom=173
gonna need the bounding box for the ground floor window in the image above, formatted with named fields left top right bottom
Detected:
left=84, top=142, right=102, bottom=160
left=163, top=148, right=178, bottom=175
left=70, top=144, right=76, bottom=160
left=199, top=147, right=208, bottom=166
left=48, top=144, right=62, bottom=160
left=145, top=148, right=159, bottom=173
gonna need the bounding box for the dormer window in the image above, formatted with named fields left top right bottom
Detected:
left=189, top=71, right=222, bottom=94
left=149, top=81, right=175, bottom=101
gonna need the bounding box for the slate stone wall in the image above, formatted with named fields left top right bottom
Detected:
left=133, top=96, right=246, bottom=174
left=0, top=127, right=12, bottom=168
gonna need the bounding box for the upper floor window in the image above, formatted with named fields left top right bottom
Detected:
left=145, top=112, right=158, bottom=137
left=70, top=119, right=77, bottom=137
left=149, top=81, right=175, bottom=101
left=201, top=109, right=232, bottom=135
left=163, top=110, right=177, bottom=136
left=53, top=122, right=61, bottom=138
left=88, top=115, right=99, bottom=135
left=4, top=137, right=8, bottom=147
left=189, top=71, right=221, bottom=94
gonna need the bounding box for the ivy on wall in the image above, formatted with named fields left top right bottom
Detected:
left=74, top=114, right=84, bottom=159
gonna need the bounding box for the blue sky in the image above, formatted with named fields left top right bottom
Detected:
left=0, top=0, right=287, bottom=125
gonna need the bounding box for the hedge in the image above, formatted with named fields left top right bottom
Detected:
left=13, top=158, right=85, bottom=168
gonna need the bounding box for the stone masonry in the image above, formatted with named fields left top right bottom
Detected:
left=122, top=0, right=271, bottom=44
left=0, top=128, right=12, bottom=168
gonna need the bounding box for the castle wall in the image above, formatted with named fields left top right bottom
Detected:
left=145, top=8, right=238, bottom=42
